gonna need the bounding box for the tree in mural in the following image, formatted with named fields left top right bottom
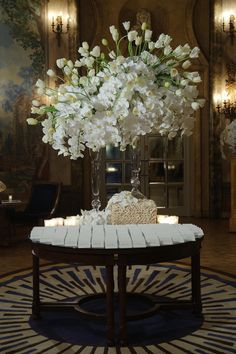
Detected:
left=0, top=0, right=46, bottom=190
left=0, top=0, right=45, bottom=75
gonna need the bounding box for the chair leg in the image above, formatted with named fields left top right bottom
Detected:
left=32, top=252, right=40, bottom=319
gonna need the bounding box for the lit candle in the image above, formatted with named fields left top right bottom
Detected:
left=64, top=215, right=80, bottom=226
left=44, top=218, right=57, bottom=226
left=8, top=195, right=12, bottom=202
left=157, top=215, right=179, bottom=224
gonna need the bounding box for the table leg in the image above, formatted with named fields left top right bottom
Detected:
left=106, top=264, right=114, bottom=345
left=118, top=264, right=127, bottom=345
left=191, top=252, right=202, bottom=314
left=32, top=251, right=40, bottom=319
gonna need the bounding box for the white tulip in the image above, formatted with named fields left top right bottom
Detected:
left=182, top=60, right=191, bottom=69
left=127, top=30, right=138, bottom=42
left=144, top=29, right=152, bottom=42
left=190, top=47, right=200, bottom=58
left=56, top=58, right=66, bottom=68
left=90, top=46, right=101, bottom=57
left=123, top=21, right=130, bottom=31
left=82, top=41, right=89, bottom=50
left=67, top=60, right=74, bottom=69
left=135, top=36, right=142, bottom=46
left=164, top=45, right=172, bottom=56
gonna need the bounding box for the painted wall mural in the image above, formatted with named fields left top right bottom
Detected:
left=0, top=0, right=46, bottom=194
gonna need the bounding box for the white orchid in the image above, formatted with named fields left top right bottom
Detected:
left=27, top=20, right=204, bottom=159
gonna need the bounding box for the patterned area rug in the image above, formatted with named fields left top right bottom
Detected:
left=0, top=263, right=236, bottom=353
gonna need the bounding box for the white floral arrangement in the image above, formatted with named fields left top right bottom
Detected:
left=220, top=119, right=236, bottom=158
left=27, top=21, right=205, bottom=159
left=106, top=190, right=139, bottom=208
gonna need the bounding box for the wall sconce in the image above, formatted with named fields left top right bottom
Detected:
left=222, top=11, right=236, bottom=44
left=51, top=13, right=70, bottom=47
left=215, top=90, right=236, bottom=119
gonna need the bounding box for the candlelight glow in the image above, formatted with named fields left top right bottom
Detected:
left=157, top=215, right=179, bottom=224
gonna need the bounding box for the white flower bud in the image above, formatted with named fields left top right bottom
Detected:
left=47, top=69, right=55, bottom=77
left=141, top=22, right=147, bottom=30
left=135, top=36, right=142, bottom=46
left=27, top=118, right=38, bottom=125
left=102, top=38, right=108, bottom=46
left=170, top=68, right=178, bottom=77
left=32, top=100, right=40, bottom=107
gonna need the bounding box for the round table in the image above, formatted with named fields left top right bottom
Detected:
left=30, top=228, right=203, bottom=345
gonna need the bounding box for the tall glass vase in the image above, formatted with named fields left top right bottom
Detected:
left=130, top=138, right=146, bottom=199
left=89, top=149, right=101, bottom=211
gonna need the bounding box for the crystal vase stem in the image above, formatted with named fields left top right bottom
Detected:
left=90, top=149, right=101, bottom=211
left=130, top=139, right=145, bottom=199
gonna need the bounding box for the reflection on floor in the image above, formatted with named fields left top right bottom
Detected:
left=0, top=218, right=235, bottom=276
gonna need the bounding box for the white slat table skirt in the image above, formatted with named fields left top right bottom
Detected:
left=30, top=223, right=204, bottom=249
